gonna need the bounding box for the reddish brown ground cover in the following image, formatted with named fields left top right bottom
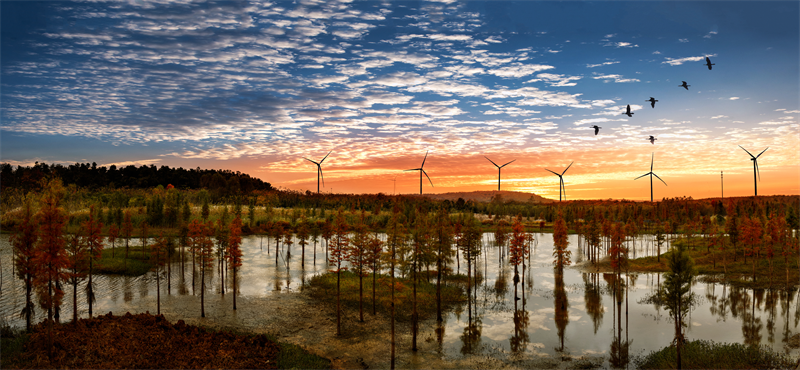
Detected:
left=7, top=312, right=280, bottom=369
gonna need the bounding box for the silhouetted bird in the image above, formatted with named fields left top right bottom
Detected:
left=649, top=135, right=657, bottom=144
left=680, top=81, right=690, bottom=90
left=591, top=125, right=601, bottom=135
left=622, top=104, right=634, bottom=117
left=705, top=57, right=715, bottom=70
left=646, top=97, right=658, bottom=108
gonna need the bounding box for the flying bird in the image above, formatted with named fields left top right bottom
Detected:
left=649, top=135, right=657, bottom=144
left=680, top=81, right=690, bottom=90
left=705, top=57, right=715, bottom=70
left=646, top=97, right=658, bottom=108
left=591, top=125, right=601, bottom=135
left=622, top=104, right=634, bottom=117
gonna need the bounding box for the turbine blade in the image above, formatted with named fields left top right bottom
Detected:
left=650, top=152, right=654, bottom=172
left=320, top=151, right=332, bottom=163
left=421, top=150, right=429, bottom=168
left=739, top=145, right=755, bottom=158
left=634, top=173, right=650, bottom=180
left=653, top=173, right=667, bottom=186
left=500, top=159, right=516, bottom=168
left=484, top=156, right=499, bottom=168
left=404, top=168, right=421, bottom=171
left=304, top=158, right=319, bottom=165
left=755, top=160, right=761, bottom=181
left=319, top=167, right=326, bottom=188
left=544, top=168, right=560, bottom=176
left=755, top=147, right=769, bottom=159
left=562, top=161, right=574, bottom=175
left=422, top=169, right=434, bottom=187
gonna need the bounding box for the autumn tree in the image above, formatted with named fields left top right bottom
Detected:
left=552, top=210, right=571, bottom=271
left=83, top=205, right=104, bottom=317
left=432, top=206, right=453, bottom=322
left=297, top=214, right=310, bottom=268
left=150, top=232, right=169, bottom=315
left=189, top=219, right=214, bottom=317
left=658, top=244, right=696, bottom=370
left=609, top=222, right=627, bottom=275
left=386, top=204, right=406, bottom=369
left=33, top=178, right=69, bottom=359
left=329, top=208, right=350, bottom=336
left=321, top=219, right=333, bottom=262
left=215, top=210, right=230, bottom=294
left=65, top=231, right=88, bottom=323
left=509, top=215, right=526, bottom=303
left=366, top=230, right=383, bottom=315
left=140, top=220, right=149, bottom=256
left=349, top=211, right=370, bottom=322
left=740, top=216, right=763, bottom=282
left=121, top=210, right=133, bottom=266
left=10, top=198, right=38, bottom=331
left=107, top=223, right=119, bottom=258
left=226, top=216, right=243, bottom=310
left=765, top=213, right=782, bottom=286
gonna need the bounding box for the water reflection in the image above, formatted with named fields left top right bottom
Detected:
left=2, top=233, right=799, bottom=367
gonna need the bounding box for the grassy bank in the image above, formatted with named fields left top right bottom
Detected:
left=0, top=313, right=330, bottom=369
left=634, top=339, right=797, bottom=369
left=95, top=247, right=155, bottom=276
left=586, top=237, right=800, bottom=289
left=306, top=270, right=467, bottom=322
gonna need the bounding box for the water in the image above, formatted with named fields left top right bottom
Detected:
left=2, top=233, right=798, bottom=368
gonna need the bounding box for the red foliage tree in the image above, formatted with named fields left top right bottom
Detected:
left=740, top=216, right=763, bottom=282
left=150, top=232, right=169, bottom=315
left=348, top=211, right=370, bottom=322
left=609, top=222, right=627, bottom=275
left=296, top=214, right=310, bottom=268
left=226, top=217, right=244, bottom=310
left=65, top=230, right=88, bottom=323
left=33, top=178, right=70, bottom=359
left=509, top=215, right=526, bottom=302
left=107, top=223, right=119, bottom=258
left=10, top=199, right=39, bottom=331
left=189, top=219, right=214, bottom=317
left=552, top=210, right=571, bottom=270
left=328, top=208, right=350, bottom=336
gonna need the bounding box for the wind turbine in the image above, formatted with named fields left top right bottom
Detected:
left=544, top=161, right=574, bottom=201
left=404, top=151, right=433, bottom=195
left=634, top=153, right=667, bottom=202
left=485, top=156, right=516, bottom=191
left=303, top=151, right=331, bottom=194
left=739, top=145, right=768, bottom=196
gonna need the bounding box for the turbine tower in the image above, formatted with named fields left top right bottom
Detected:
left=544, top=161, right=574, bottom=201
left=634, top=153, right=667, bottom=202
left=404, top=151, right=433, bottom=195
left=485, top=156, right=516, bottom=191
left=303, top=151, right=331, bottom=194
left=739, top=145, right=768, bottom=196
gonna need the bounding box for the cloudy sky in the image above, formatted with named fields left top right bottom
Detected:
left=2, top=0, right=798, bottom=199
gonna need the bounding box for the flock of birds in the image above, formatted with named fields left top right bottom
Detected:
left=590, top=56, right=716, bottom=146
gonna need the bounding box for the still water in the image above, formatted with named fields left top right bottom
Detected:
left=1, top=233, right=798, bottom=367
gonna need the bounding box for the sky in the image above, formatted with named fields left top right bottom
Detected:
left=2, top=0, right=799, bottom=200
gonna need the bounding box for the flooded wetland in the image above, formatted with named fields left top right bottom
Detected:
left=3, top=232, right=798, bottom=369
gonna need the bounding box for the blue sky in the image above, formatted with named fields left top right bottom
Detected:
left=2, top=1, right=798, bottom=199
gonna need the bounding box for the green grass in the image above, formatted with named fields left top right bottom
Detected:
left=263, top=334, right=331, bottom=369
left=306, top=270, right=466, bottom=322
left=95, top=247, right=154, bottom=276
left=591, top=237, right=800, bottom=289
left=634, top=339, right=796, bottom=369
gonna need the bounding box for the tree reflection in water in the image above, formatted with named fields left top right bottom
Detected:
left=583, top=273, right=604, bottom=334
left=554, top=268, right=569, bottom=357
left=460, top=316, right=482, bottom=355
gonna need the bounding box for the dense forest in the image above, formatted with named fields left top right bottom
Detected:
left=0, top=162, right=272, bottom=194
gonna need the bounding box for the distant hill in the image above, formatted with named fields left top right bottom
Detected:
left=424, top=190, right=555, bottom=204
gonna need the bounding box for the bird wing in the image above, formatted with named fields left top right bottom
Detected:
left=484, top=156, right=499, bottom=168
left=422, top=169, right=434, bottom=187
left=634, top=173, right=650, bottom=180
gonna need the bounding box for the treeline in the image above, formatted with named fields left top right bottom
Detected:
left=0, top=161, right=272, bottom=195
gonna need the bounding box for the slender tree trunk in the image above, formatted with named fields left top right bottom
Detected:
left=201, top=261, right=206, bottom=318
left=72, top=278, right=78, bottom=323
left=156, top=265, right=161, bottom=315
left=336, top=265, right=341, bottom=336
left=233, top=265, right=237, bottom=310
